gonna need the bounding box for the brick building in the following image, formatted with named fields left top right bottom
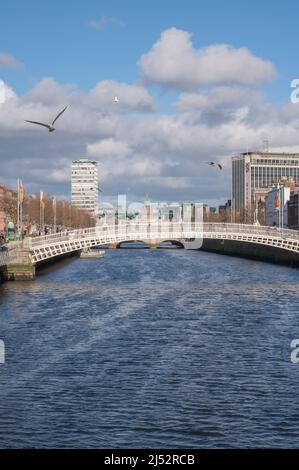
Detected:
left=0, top=184, right=5, bottom=232
left=0, top=183, right=17, bottom=232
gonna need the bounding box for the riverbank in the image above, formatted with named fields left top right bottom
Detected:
left=200, top=239, right=299, bottom=268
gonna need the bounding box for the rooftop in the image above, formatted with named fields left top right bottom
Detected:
left=239, top=152, right=299, bottom=157
left=72, top=159, right=98, bottom=164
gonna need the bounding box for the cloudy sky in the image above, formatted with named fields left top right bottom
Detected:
left=1, top=0, right=299, bottom=206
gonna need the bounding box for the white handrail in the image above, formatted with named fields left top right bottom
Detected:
left=27, top=222, right=299, bottom=249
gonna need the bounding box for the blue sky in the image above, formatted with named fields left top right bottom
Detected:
left=1, top=0, right=299, bottom=205
left=0, top=0, right=298, bottom=103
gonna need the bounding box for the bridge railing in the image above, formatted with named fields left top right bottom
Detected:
left=202, top=223, right=299, bottom=240
left=25, top=227, right=97, bottom=248
left=25, top=222, right=299, bottom=250
left=27, top=222, right=205, bottom=248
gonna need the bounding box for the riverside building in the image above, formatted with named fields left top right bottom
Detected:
left=71, top=159, right=99, bottom=215
left=232, top=152, right=299, bottom=221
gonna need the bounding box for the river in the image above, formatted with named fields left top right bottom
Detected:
left=0, top=248, right=299, bottom=448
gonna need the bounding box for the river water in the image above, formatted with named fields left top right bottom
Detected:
left=0, top=248, right=299, bottom=448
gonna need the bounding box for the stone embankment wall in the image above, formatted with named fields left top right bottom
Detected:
left=201, top=239, right=299, bottom=267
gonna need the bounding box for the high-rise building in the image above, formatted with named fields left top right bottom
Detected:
left=232, top=152, right=299, bottom=220
left=71, top=159, right=99, bottom=215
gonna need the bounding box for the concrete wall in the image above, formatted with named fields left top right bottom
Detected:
left=200, top=238, right=299, bottom=267
left=0, top=251, right=79, bottom=284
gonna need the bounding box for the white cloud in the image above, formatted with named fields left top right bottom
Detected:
left=0, top=77, right=154, bottom=137
left=0, top=52, right=22, bottom=69
left=1, top=37, right=299, bottom=205
left=88, top=16, right=125, bottom=29
left=89, top=80, right=155, bottom=112
left=143, top=176, right=191, bottom=189
left=139, top=28, right=276, bottom=90
left=175, top=87, right=263, bottom=112
left=174, top=86, right=265, bottom=126
left=23, top=77, right=80, bottom=105
left=87, top=138, right=131, bottom=159
left=0, top=80, right=17, bottom=104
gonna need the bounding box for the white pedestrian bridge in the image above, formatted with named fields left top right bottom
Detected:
left=3, top=222, right=298, bottom=266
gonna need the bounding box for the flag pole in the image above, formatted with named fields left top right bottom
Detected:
left=17, top=178, right=20, bottom=238
left=40, top=190, right=44, bottom=234
left=53, top=196, right=57, bottom=233
left=39, top=191, right=41, bottom=234
left=278, top=183, right=281, bottom=230
left=281, top=186, right=284, bottom=230
left=19, top=180, right=23, bottom=240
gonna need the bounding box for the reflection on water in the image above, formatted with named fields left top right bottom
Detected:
left=1, top=249, right=299, bottom=448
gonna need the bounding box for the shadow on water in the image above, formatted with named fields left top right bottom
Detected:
left=36, top=254, right=79, bottom=276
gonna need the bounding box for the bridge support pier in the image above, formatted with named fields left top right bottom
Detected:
left=108, top=242, right=118, bottom=249
left=5, top=248, right=35, bottom=281
left=5, top=263, right=36, bottom=281
left=148, top=243, right=158, bottom=250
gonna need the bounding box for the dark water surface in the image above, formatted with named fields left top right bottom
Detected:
left=1, top=249, right=299, bottom=448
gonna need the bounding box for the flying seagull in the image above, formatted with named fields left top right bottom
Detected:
left=206, top=162, right=223, bottom=170
left=25, top=106, right=68, bottom=132
left=114, top=96, right=119, bottom=103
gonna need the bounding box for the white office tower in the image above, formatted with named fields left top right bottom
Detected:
left=71, top=159, right=99, bottom=215
left=232, top=152, right=299, bottom=215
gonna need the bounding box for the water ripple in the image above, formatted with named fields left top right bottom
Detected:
left=1, top=249, right=299, bottom=448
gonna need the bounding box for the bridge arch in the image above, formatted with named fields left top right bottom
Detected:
left=19, top=223, right=299, bottom=265
left=158, top=240, right=185, bottom=249
left=116, top=240, right=150, bottom=249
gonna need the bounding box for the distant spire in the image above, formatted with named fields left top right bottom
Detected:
left=262, top=134, right=270, bottom=152
left=144, top=194, right=151, bottom=206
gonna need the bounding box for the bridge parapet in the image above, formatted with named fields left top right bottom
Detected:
left=3, top=222, right=299, bottom=269
left=27, top=222, right=299, bottom=250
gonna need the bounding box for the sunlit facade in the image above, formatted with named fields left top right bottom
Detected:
left=71, top=159, right=99, bottom=215
left=232, top=152, right=299, bottom=218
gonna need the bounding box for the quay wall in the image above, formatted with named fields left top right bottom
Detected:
left=200, top=239, right=299, bottom=267
left=0, top=250, right=79, bottom=284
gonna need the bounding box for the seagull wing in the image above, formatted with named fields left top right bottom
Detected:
left=25, top=120, right=51, bottom=129
left=52, top=105, right=68, bottom=125
left=217, top=164, right=223, bottom=170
